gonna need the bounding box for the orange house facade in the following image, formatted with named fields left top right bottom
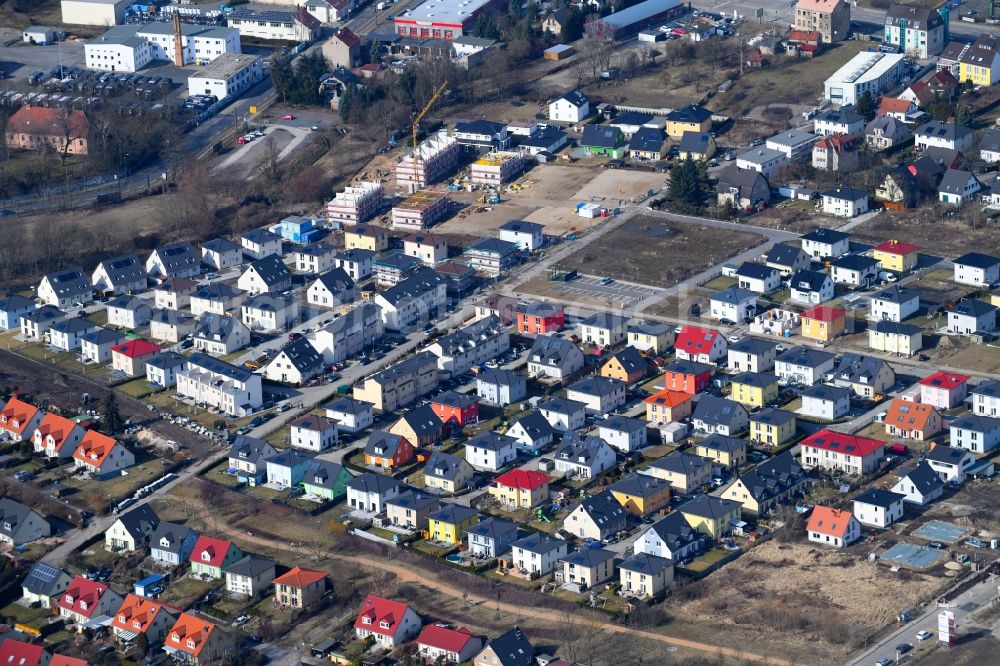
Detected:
left=516, top=302, right=564, bottom=335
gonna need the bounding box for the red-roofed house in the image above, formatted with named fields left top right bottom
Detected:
left=674, top=325, right=727, bottom=364
left=354, top=594, right=422, bottom=648
left=799, top=429, right=885, bottom=475
left=788, top=30, right=820, bottom=47
left=489, top=469, right=551, bottom=508
left=72, top=430, right=135, bottom=478
left=800, top=305, right=846, bottom=342
left=877, top=97, right=918, bottom=121
left=51, top=656, right=87, bottom=666
left=57, top=576, right=123, bottom=630
left=417, top=624, right=484, bottom=663
left=112, top=593, right=178, bottom=645
left=884, top=398, right=942, bottom=441
left=644, top=389, right=694, bottom=424
left=873, top=240, right=919, bottom=273
left=5, top=106, right=90, bottom=155
left=812, top=134, right=859, bottom=172
left=111, top=339, right=161, bottom=377
left=0, top=397, right=43, bottom=441
left=919, top=370, right=971, bottom=409
left=806, top=506, right=860, bottom=547
left=164, top=613, right=229, bottom=665
left=321, top=27, right=362, bottom=67
left=190, top=536, right=243, bottom=580
left=273, top=567, right=328, bottom=609
left=0, top=639, right=49, bottom=666
left=32, top=413, right=85, bottom=458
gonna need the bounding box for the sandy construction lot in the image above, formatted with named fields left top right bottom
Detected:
left=676, top=539, right=943, bottom=660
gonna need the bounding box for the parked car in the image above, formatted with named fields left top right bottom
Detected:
left=282, top=114, right=295, bottom=120
left=916, top=630, right=932, bottom=641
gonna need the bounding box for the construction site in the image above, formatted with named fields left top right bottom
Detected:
left=325, top=181, right=386, bottom=225
left=395, top=131, right=461, bottom=189
left=390, top=189, right=452, bottom=231
left=470, top=150, right=525, bottom=185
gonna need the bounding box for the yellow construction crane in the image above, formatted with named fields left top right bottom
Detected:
left=411, top=81, right=448, bottom=185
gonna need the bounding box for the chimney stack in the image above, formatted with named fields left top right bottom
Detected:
left=172, top=12, right=184, bottom=67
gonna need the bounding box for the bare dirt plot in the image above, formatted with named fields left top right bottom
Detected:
left=579, top=59, right=734, bottom=110
left=674, top=540, right=943, bottom=661
left=572, top=169, right=667, bottom=204
left=749, top=202, right=831, bottom=234
left=850, top=212, right=1000, bottom=258
left=933, top=341, right=1000, bottom=375
left=558, top=216, right=764, bottom=288
left=506, top=166, right=597, bottom=205
left=713, top=41, right=868, bottom=117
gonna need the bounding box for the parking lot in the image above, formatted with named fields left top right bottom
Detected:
left=549, top=275, right=663, bottom=308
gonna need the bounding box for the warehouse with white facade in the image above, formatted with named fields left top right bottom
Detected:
left=86, top=22, right=241, bottom=72
left=62, top=0, right=129, bottom=26
left=187, top=54, right=264, bottom=101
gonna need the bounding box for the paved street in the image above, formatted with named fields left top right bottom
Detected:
left=847, top=568, right=1000, bottom=666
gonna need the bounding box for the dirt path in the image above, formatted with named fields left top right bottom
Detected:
left=196, top=511, right=794, bottom=665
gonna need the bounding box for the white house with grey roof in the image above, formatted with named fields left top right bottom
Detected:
left=634, top=512, right=704, bottom=561
left=926, top=445, right=976, bottom=483
left=372, top=268, right=448, bottom=331
left=953, top=252, right=1000, bottom=287
left=870, top=286, right=920, bottom=322
left=710, top=286, right=757, bottom=323
left=146, top=242, right=200, bottom=280
left=201, top=238, right=243, bottom=271
left=538, top=397, right=586, bottom=431
left=735, top=262, right=781, bottom=294
left=425, top=315, right=509, bottom=377
left=476, top=369, right=527, bottom=406
left=106, top=295, right=152, bottom=329
left=972, top=381, right=1000, bottom=417
left=821, top=186, right=868, bottom=218
left=814, top=106, right=865, bottom=136
left=736, top=147, right=788, bottom=178
left=241, top=229, right=282, bottom=259
left=801, top=228, right=850, bottom=259
left=727, top=337, right=777, bottom=373
left=950, top=414, right=1000, bottom=453
left=548, top=90, right=589, bottom=123
left=242, top=292, right=296, bottom=332
left=21, top=563, right=72, bottom=608
left=766, top=129, right=820, bottom=161
left=565, top=375, right=626, bottom=414
left=465, top=431, right=518, bottom=472
left=831, top=254, right=880, bottom=288
left=498, top=220, right=544, bottom=251
left=92, top=254, right=147, bottom=296
left=346, top=472, right=401, bottom=513
left=80, top=327, right=126, bottom=364
left=938, top=169, right=981, bottom=205
left=553, top=434, right=615, bottom=479
left=238, top=254, right=292, bottom=295
left=49, top=318, right=97, bottom=352
left=145, top=350, right=187, bottom=388
left=0, top=498, right=50, bottom=546
left=323, top=397, right=373, bottom=433
left=915, top=120, right=973, bottom=152
left=505, top=412, right=555, bottom=453
left=468, top=517, right=519, bottom=558
left=227, top=436, right=278, bottom=486
left=511, top=532, right=569, bottom=575
left=38, top=267, right=92, bottom=308
left=799, top=383, right=851, bottom=420
left=526, top=335, right=583, bottom=380
left=306, top=268, right=356, bottom=308
left=691, top=396, right=748, bottom=437
left=765, top=243, right=810, bottom=275
left=948, top=299, right=997, bottom=335
left=294, top=242, right=338, bottom=275
left=775, top=347, right=836, bottom=386
left=852, top=489, right=905, bottom=528
left=565, top=491, right=626, bottom=541
left=599, top=415, right=647, bottom=452
left=579, top=312, right=628, bottom=347
left=892, top=461, right=944, bottom=505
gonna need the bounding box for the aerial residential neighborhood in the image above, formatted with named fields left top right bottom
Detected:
left=3, top=0, right=1000, bottom=664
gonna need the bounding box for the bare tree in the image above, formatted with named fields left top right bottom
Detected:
left=581, top=16, right=615, bottom=83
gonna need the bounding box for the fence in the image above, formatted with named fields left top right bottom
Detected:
left=352, top=528, right=399, bottom=548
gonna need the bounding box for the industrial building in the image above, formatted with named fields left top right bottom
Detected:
left=226, top=8, right=321, bottom=43
left=85, top=20, right=241, bottom=72
left=395, top=131, right=461, bottom=189
left=393, top=0, right=505, bottom=40
left=62, top=0, right=129, bottom=27
left=470, top=151, right=524, bottom=185
left=187, top=54, right=263, bottom=101
left=326, top=182, right=386, bottom=225
left=824, top=52, right=906, bottom=106
left=588, top=0, right=685, bottom=41
left=391, top=190, right=452, bottom=231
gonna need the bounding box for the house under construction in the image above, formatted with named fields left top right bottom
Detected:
left=470, top=150, right=524, bottom=185
left=395, top=131, right=461, bottom=189
left=326, top=182, right=386, bottom=225
left=391, top=190, right=451, bottom=231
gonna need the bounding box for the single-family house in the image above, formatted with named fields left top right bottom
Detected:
left=289, top=413, right=339, bottom=453
left=552, top=434, right=616, bottom=479
left=662, top=360, right=714, bottom=394
left=674, top=325, right=727, bottom=364
left=526, top=335, right=583, bottom=380
left=892, top=461, right=945, bottom=505
left=476, top=369, right=527, bottom=406
left=954, top=252, right=1000, bottom=287
left=633, top=511, right=704, bottom=561
left=37, top=267, right=92, bottom=308
left=468, top=517, right=519, bottom=559
left=870, top=286, right=920, bottom=322
left=32, top=413, right=84, bottom=458
left=869, top=320, right=924, bottom=356
left=80, top=328, right=127, bottom=364
left=677, top=496, right=742, bottom=539
left=565, top=491, right=627, bottom=541
left=692, top=395, right=749, bottom=436
left=735, top=263, right=781, bottom=294
left=273, top=567, right=328, bottom=610
left=853, top=488, right=906, bottom=528
left=104, top=505, right=158, bottom=552
left=709, top=287, right=757, bottom=323
left=601, top=346, right=650, bottom=384
left=831, top=254, right=880, bottom=288
left=807, top=506, right=860, bottom=548
left=873, top=240, right=920, bottom=273
left=730, top=372, right=779, bottom=409
left=919, top=370, right=970, bottom=408
left=692, top=434, right=748, bottom=469
left=505, top=412, right=555, bottom=454
left=948, top=299, right=997, bottom=334
left=559, top=548, right=615, bottom=589
left=821, top=186, right=868, bottom=217
left=950, top=414, right=1000, bottom=453
left=926, top=444, right=976, bottom=483
left=110, top=338, right=161, bottom=377
left=800, top=428, right=885, bottom=475
left=92, top=254, right=147, bottom=296
left=644, top=389, right=694, bottom=425
left=146, top=243, right=200, bottom=281
left=57, top=576, right=122, bottom=630
left=801, top=227, right=850, bottom=259
left=346, top=473, right=401, bottom=513
left=645, top=451, right=712, bottom=493
left=608, top=473, right=671, bottom=516
left=511, top=532, right=569, bottom=575
left=72, top=431, right=135, bottom=478
left=580, top=125, right=625, bottom=158
left=0, top=497, right=50, bottom=546
left=618, top=553, right=674, bottom=599
left=720, top=450, right=806, bottom=515
left=364, top=431, right=414, bottom=470
left=775, top=347, right=836, bottom=386
left=21, top=562, right=72, bottom=609
left=830, top=353, right=895, bottom=399
left=424, top=452, right=475, bottom=493
left=417, top=624, right=484, bottom=665
left=749, top=408, right=797, bottom=446
left=163, top=613, right=228, bottom=665
left=716, top=166, right=771, bottom=209
left=190, top=536, right=242, bottom=580
left=939, top=169, right=982, bottom=205
left=627, top=321, right=674, bottom=354
left=264, top=449, right=313, bottom=489
left=150, top=521, right=198, bottom=568
left=799, top=383, right=852, bottom=420
left=427, top=503, right=479, bottom=544
left=465, top=431, right=518, bottom=471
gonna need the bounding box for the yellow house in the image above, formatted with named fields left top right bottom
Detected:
left=344, top=225, right=390, bottom=252
left=692, top=434, right=747, bottom=469
left=600, top=347, right=648, bottom=384
left=873, top=240, right=918, bottom=273
left=959, top=34, right=1000, bottom=86
left=619, top=553, right=674, bottom=598
left=719, top=451, right=806, bottom=515
left=679, top=496, right=742, bottom=539
left=800, top=305, right=846, bottom=342
left=665, top=104, right=713, bottom=139
left=749, top=408, right=797, bottom=447
left=729, top=372, right=779, bottom=409
left=426, top=504, right=479, bottom=544
left=608, top=473, right=670, bottom=516
left=676, top=131, right=717, bottom=161
left=627, top=322, right=674, bottom=355
left=488, top=469, right=550, bottom=509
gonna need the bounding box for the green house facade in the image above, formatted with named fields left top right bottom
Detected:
left=190, top=535, right=243, bottom=579
left=581, top=125, right=626, bottom=159
left=300, top=460, right=353, bottom=501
